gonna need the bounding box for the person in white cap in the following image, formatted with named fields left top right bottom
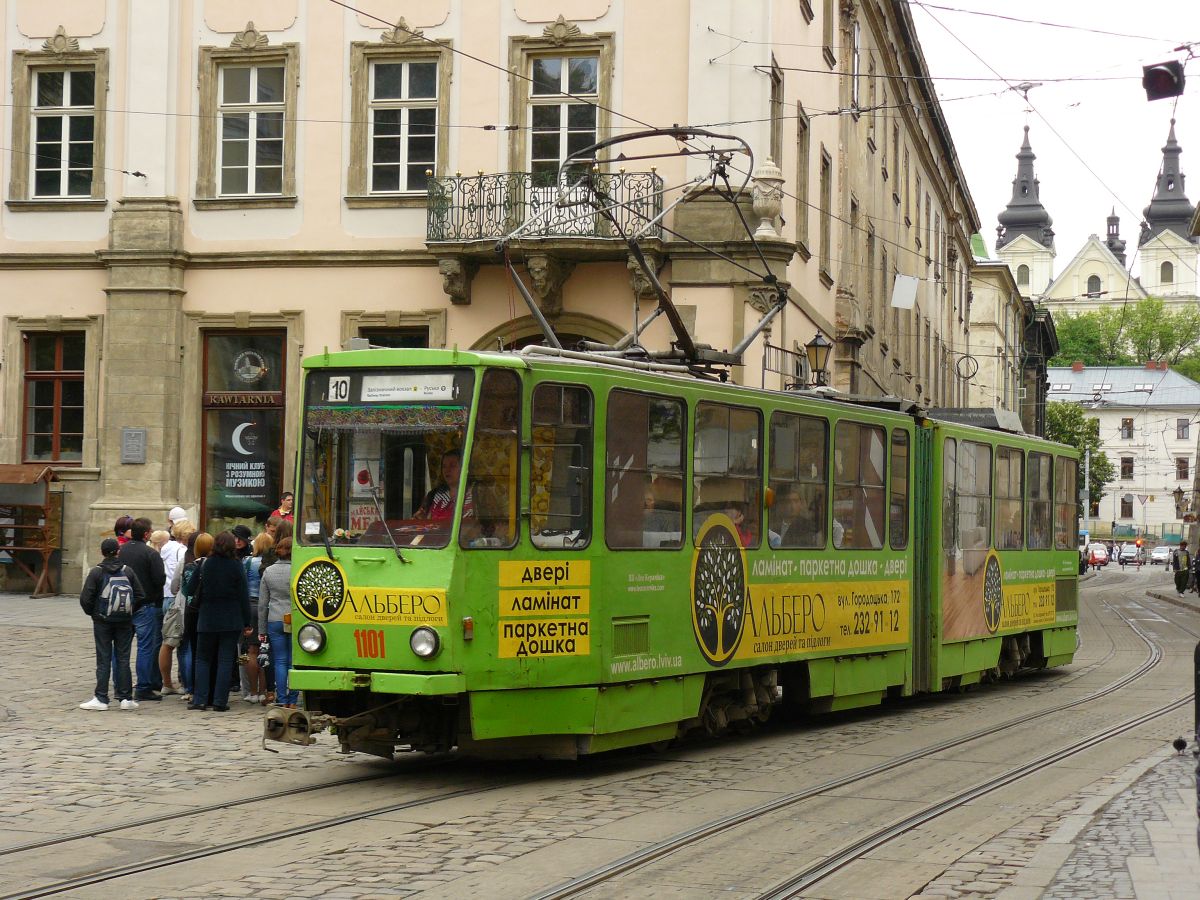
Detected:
left=167, top=506, right=187, bottom=528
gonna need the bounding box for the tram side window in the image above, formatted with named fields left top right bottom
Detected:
left=1027, top=451, right=1052, bottom=550
left=1054, top=457, right=1079, bottom=550
left=995, top=447, right=1024, bottom=550
left=943, top=439, right=957, bottom=569
left=693, top=403, right=762, bottom=548
left=605, top=391, right=685, bottom=549
left=767, top=412, right=827, bottom=548
left=890, top=430, right=909, bottom=550
left=461, top=369, right=520, bottom=549
left=530, top=384, right=592, bottom=549
left=832, top=421, right=885, bottom=549
left=957, top=440, right=992, bottom=575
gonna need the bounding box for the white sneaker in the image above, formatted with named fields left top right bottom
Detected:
left=120, top=699, right=139, bottom=710
left=242, top=694, right=258, bottom=703
left=79, top=697, right=108, bottom=711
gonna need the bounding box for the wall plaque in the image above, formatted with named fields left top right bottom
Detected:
left=121, top=428, right=147, bottom=465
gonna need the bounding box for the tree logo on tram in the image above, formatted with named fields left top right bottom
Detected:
left=983, top=551, right=1003, bottom=634
left=294, top=559, right=347, bottom=623
left=691, top=514, right=749, bottom=666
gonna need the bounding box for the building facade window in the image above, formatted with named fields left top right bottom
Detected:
left=359, top=327, right=429, bottom=348
left=528, top=54, right=598, bottom=186
left=1017, top=264, right=1030, bottom=287
left=508, top=30, right=613, bottom=187
left=196, top=36, right=299, bottom=207
left=822, top=0, right=836, bottom=66
left=819, top=147, right=832, bottom=284
left=794, top=103, right=810, bottom=254
left=1178, top=418, right=1190, bottom=440
left=201, top=331, right=287, bottom=532
left=8, top=45, right=109, bottom=207
left=1120, top=417, right=1134, bottom=439
left=1178, top=457, right=1190, bottom=480
left=1120, top=495, right=1133, bottom=518
left=348, top=41, right=451, bottom=206
left=768, top=58, right=784, bottom=165
left=1162, top=261, right=1174, bottom=284
left=1086, top=274, right=1101, bottom=296
left=1120, top=456, right=1134, bottom=479
left=23, top=332, right=85, bottom=463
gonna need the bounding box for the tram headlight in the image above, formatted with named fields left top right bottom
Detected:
left=410, top=627, right=441, bottom=659
left=297, top=623, right=326, bottom=654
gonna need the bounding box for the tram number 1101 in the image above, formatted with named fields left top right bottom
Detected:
left=354, top=629, right=386, bottom=659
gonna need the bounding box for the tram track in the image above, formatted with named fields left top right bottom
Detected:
left=529, top=586, right=1178, bottom=899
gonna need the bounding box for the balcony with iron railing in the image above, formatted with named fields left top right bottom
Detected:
left=426, top=170, right=663, bottom=244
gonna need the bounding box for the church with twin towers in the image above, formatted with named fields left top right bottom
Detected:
left=994, top=120, right=1200, bottom=312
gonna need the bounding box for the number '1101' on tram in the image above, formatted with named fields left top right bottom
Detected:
left=265, top=347, right=1079, bottom=758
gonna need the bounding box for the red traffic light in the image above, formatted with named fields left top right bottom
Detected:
left=1143, top=60, right=1185, bottom=101
left=1135, top=538, right=1143, bottom=547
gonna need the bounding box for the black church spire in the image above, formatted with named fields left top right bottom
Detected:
left=1105, top=208, right=1127, bottom=266
left=997, top=126, right=1054, bottom=250
left=1140, top=119, right=1197, bottom=246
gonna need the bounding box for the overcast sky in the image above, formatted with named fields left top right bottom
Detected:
left=908, top=0, right=1196, bottom=272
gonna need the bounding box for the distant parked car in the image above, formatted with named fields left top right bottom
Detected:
left=1151, top=545, right=1171, bottom=565
left=1088, top=543, right=1109, bottom=567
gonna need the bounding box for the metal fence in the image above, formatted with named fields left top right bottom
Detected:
left=426, top=171, right=663, bottom=242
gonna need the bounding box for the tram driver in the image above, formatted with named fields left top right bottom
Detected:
left=415, top=449, right=474, bottom=523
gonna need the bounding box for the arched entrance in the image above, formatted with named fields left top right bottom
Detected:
left=470, top=312, right=626, bottom=352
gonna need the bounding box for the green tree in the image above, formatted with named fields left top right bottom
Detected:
left=1049, top=298, right=1200, bottom=369
left=1044, top=401, right=1115, bottom=511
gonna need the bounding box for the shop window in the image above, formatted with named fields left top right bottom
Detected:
left=1054, top=457, right=1078, bottom=550
left=23, top=332, right=85, bottom=462
left=605, top=391, right=685, bottom=549
left=767, top=412, right=827, bottom=549
left=995, top=447, right=1024, bottom=550
left=530, top=384, right=592, bottom=549
left=833, top=421, right=886, bottom=549
left=201, top=331, right=286, bottom=532
left=1027, top=451, right=1052, bottom=549
left=693, top=403, right=762, bottom=549
left=461, top=370, right=521, bottom=549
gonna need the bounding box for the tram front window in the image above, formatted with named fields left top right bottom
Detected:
left=299, top=368, right=475, bottom=549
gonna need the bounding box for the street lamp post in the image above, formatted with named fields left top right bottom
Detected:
left=805, top=332, right=832, bottom=388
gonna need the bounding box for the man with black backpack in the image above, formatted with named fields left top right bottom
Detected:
left=79, top=538, right=146, bottom=711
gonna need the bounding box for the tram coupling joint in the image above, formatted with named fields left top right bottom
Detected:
left=263, top=706, right=330, bottom=750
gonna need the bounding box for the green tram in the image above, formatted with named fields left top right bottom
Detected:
left=267, top=347, right=1079, bottom=759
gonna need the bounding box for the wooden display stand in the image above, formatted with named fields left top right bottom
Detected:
left=0, top=465, right=62, bottom=598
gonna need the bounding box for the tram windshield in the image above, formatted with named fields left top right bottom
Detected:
left=299, top=368, right=475, bottom=549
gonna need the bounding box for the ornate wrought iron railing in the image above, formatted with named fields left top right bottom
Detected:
left=426, top=171, right=663, bottom=242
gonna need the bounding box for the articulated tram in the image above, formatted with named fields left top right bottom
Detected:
left=265, top=347, right=1079, bottom=759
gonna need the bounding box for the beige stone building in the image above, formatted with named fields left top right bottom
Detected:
left=0, top=0, right=985, bottom=590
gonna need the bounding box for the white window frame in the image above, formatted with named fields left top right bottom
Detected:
left=526, top=53, right=600, bottom=187
left=30, top=69, right=97, bottom=198
left=216, top=64, right=286, bottom=197
left=365, top=58, right=439, bottom=195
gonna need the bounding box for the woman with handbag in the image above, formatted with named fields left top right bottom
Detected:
left=174, top=531, right=212, bottom=702
left=190, top=531, right=252, bottom=712
left=258, top=538, right=297, bottom=707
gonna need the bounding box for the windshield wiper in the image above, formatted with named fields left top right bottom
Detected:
left=368, top=479, right=409, bottom=564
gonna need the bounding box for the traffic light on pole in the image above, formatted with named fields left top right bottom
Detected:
left=1142, top=60, right=1185, bottom=101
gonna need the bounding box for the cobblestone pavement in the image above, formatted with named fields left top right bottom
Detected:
left=1, top=580, right=1195, bottom=899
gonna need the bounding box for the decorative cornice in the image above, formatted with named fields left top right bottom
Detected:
left=382, top=18, right=424, bottom=44
left=543, top=15, right=582, bottom=46
left=42, top=26, right=79, bottom=55
left=230, top=22, right=269, bottom=50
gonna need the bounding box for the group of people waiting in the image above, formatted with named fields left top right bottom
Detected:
left=79, top=493, right=298, bottom=712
